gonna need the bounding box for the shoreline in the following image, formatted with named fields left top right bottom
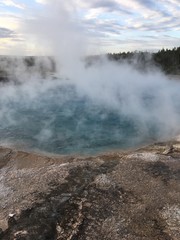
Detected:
left=0, top=138, right=180, bottom=239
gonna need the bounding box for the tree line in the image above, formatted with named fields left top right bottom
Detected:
left=0, top=47, right=179, bottom=83
left=107, top=47, right=180, bottom=74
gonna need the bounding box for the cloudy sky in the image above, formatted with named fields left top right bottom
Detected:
left=0, top=0, right=179, bottom=55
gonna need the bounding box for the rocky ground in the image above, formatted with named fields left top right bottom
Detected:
left=0, top=139, right=180, bottom=240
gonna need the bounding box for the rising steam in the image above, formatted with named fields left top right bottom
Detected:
left=0, top=1, right=180, bottom=154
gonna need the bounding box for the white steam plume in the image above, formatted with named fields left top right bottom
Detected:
left=23, top=0, right=89, bottom=75
left=0, top=1, right=180, bottom=153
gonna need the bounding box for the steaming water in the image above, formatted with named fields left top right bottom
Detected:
left=1, top=70, right=180, bottom=155
left=0, top=1, right=179, bottom=155
left=0, top=81, right=138, bottom=154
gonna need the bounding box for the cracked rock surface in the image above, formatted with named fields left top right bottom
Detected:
left=0, top=139, right=180, bottom=240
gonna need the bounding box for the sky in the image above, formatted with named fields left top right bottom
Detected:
left=0, top=0, right=179, bottom=55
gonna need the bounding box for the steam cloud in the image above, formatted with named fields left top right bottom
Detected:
left=0, top=0, right=180, bottom=154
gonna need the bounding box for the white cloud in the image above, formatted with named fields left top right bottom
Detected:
left=0, top=15, right=21, bottom=30
left=1, top=0, right=25, bottom=9
left=0, top=0, right=179, bottom=54
left=35, top=0, right=48, bottom=4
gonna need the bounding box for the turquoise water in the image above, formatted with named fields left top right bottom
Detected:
left=0, top=80, right=180, bottom=154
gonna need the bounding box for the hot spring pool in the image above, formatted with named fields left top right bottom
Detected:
left=0, top=76, right=180, bottom=155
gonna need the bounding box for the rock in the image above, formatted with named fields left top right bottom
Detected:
left=0, top=228, right=3, bottom=236
left=8, top=214, right=15, bottom=218
left=8, top=215, right=16, bottom=227
left=0, top=140, right=180, bottom=239
left=163, top=145, right=174, bottom=155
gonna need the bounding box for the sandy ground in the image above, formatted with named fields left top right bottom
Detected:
left=0, top=138, right=179, bottom=239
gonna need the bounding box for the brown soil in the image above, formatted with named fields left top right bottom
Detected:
left=0, top=139, right=179, bottom=240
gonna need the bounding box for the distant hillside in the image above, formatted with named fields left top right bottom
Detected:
left=153, top=47, right=180, bottom=74
left=0, top=47, right=179, bottom=83
left=107, top=47, right=180, bottom=75
left=0, top=56, right=56, bottom=83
